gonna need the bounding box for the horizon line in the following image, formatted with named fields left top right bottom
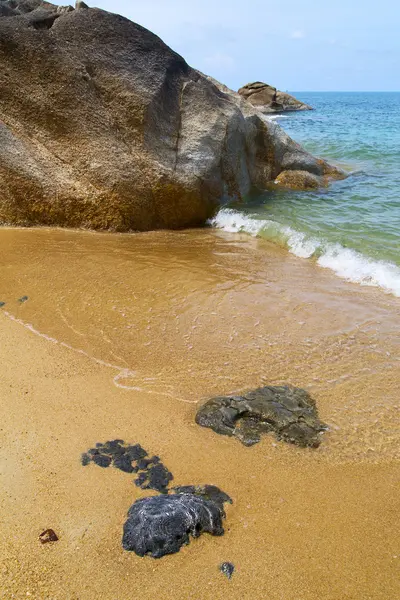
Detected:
left=290, top=90, right=400, bottom=93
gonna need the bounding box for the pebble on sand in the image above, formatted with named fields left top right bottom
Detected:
left=39, top=529, right=59, bottom=544
left=220, top=562, right=235, bottom=579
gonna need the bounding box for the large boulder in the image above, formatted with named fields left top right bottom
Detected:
left=0, top=1, right=339, bottom=231
left=238, top=81, right=313, bottom=113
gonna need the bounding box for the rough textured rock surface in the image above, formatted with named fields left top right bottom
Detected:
left=122, top=492, right=228, bottom=558
left=81, top=440, right=173, bottom=492
left=0, top=1, right=342, bottom=231
left=238, top=82, right=313, bottom=113
left=172, top=484, right=232, bottom=510
left=196, top=386, right=327, bottom=448
left=274, top=170, right=322, bottom=190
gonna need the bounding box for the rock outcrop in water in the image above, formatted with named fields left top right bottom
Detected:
left=196, top=386, right=327, bottom=448
left=122, top=488, right=231, bottom=558
left=238, top=82, right=313, bottom=113
left=0, top=1, right=342, bottom=231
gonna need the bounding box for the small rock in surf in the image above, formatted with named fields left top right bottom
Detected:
left=196, top=386, right=327, bottom=448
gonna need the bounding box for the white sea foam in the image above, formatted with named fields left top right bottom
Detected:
left=210, top=209, right=400, bottom=297
left=265, top=114, right=290, bottom=121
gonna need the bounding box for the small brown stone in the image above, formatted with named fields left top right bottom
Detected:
left=39, top=529, right=59, bottom=544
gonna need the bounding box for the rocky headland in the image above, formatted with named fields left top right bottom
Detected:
left=0, top=0, right=343, bottom=231
left=238, top=81, right=313, bottom=113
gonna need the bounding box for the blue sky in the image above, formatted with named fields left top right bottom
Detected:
left=55, top=1, right=400, bottom=91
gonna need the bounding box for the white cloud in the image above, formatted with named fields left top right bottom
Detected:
left=290, top=30, right=306, bottom=39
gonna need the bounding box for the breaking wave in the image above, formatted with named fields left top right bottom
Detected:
left=210, top=209, right=400, bottom=297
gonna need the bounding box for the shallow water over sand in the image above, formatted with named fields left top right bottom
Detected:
left=0, top=227, right=399, bottom=599
left=1, top=227, right=399, bottom=460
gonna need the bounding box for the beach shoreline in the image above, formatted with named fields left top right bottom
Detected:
left=1, top=226, right=399, bottom=599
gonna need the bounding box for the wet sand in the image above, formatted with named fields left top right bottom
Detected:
left=0, top=227, right=399, bottom=599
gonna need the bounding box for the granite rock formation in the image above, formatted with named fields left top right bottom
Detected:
left=238, top=82, right=313, bottom=113
left=196, top=386, right=327, bottom=448
left=274, top=170, right=321, bottom=190
left=0, top=1, right=343, bottom=231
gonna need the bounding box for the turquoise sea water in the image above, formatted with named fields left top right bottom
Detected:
left=211, top=92, right=400, bottom=296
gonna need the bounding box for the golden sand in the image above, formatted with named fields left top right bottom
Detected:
left=0, top=227, right=399, bottom=599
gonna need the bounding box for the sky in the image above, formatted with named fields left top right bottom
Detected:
left=54, top=0, right=400, bottom=91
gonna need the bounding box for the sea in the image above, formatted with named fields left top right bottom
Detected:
left=211, top=92, right=400, bottom=297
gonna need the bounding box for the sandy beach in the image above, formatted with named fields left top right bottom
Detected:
left=1, top=227, right=399, bottom=600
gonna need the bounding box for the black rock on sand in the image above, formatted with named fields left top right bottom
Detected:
left=122, top=487, right=232, bottom=558
left=196, top=386, right=327, bottom=448
left=81, top=440, right=173, bottom=493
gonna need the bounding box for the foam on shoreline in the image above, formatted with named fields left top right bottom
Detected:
left=210, top=208, right=400, bottom=297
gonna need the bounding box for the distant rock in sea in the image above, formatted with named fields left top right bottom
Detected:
left=196, top=386, right=327, bottom=448
left=238, top=82, right=313, bottom=113
left=0, top=1, right=341, bottom=231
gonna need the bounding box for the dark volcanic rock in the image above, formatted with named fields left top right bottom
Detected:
left=81, top=440, right=173, bottom=491
left=81, top=452, right=91, bottom=466
left=122, top=492, right=227, bottom=558
left=195, top=386, right=327, bottom=448
left=134, top=463, right=173, bottom=493
left=220, top=562, right=235, bottom=579
left=112, top=453, right=134, bottom=473
left=92, top=453, right=112, bottom=468
left=81, top=441, right=230, bottom=558
left=125, top=444, right=148, bottom=462
left=172, top=484, right=232, bottom=510
left=0, top=2, right=343, bottom=232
